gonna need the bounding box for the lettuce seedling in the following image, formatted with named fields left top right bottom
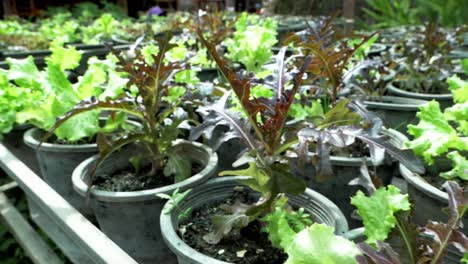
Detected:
left=50, top=33, right=191, bottom=182
left=224, top=12, right=278, bottom=74
left=392, top=23, right=464, bottom=94
left=190, top=17, right=312, bottom=244
left=351, top=173, right=467, bottom=264
left=283, top=18, right=424, bottom=180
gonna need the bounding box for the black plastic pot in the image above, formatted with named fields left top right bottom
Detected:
left=289, top=128, right=403, bottom=228
left=24, top=127, right=98, bottom=219
left=72, top=140, right=218, bottom=264
left=74, top=44, right=130, bottom=75
left=363, top=96, right=429, bottom=134
left=386, top=81, right=453, bottom=110
left=198, top=68, right=219, bottom=82
left=160, top=176, right=349, bottom=264
left=1, top=124, right=41, bottom=175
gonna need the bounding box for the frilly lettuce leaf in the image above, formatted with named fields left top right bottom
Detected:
left=447, top=75, right=468, bottom=104
left=285, top=223, right=360, bottom=264
left=351, top=185, right=411, bottom=245
left=407, top=101, right=468, bottom=164
left=440, top=151, right=468, bottom=180
left=46, top=43, right=82, bottom=71
left=6, top=56, right=46, bottom=91
left=224, top=12, right=278, bottom=73
left=445, top=75, right=468, bottom=135
left=262, top=202, right=313, bottom=250
left=15, top=46, right=124, bottom=142
left=0, top=66, right=43, bottom=139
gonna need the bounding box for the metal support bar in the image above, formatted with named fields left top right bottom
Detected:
left=0, top=192, right=62, bottom=264
left=0, top=143, right=137, bottom=264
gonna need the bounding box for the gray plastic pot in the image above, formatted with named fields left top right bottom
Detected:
left=392, top=132, right=466, bottom=263
left=386, top=81, right=453, bottom=110
left=72, top=140, right=218, bottom=264
left=399, top=165, right=467, bottom=263
left=289, top=128, right=403, bottom=228
left=363, top=96, right=429, bottom=134
left=397, top=166, right=466, bottom=263
left=1, top=124, right=41, bottom=175
left=160, top=176, right=349, bottom=264
left=23, top=127, right=98, bottom=218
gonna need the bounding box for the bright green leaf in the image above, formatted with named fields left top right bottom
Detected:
left=219, top=162, right=270, bottom=196
left=407, top=101, right=467, bottom=164
left=440, top=151, right=468, bottom=180
left=284, top=223, right=360, bottom=264
left=351, top=185, right=411, bottom=245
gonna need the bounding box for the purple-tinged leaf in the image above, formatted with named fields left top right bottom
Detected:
left=348, top=160, right=377, bottom=195
left=351, top=133, right=426, bottom=175
left=357, top=242, right=402, bottom=264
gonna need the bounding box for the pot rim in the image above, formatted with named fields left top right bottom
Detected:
left=363, top=95, right=429, bottom=111
left=72, top=139, right=218, bottom=202
left=24, top=127, right=98, bottom=152
left=23, top=119, right=141, bottom=153
left=390, top=129, right=448, bottom=202
left=160, top=176, right=349, bottom=264
left=387, top=81, right=452, bottom=100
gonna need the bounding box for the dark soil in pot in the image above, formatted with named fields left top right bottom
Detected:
left=160, top=176, right=348, bottom=264
left=392, top=80, right=450, bottom=95
left=94, top=163, right=202, bottom=192
left=73, top=140, right=218, bottom=264
left=179, top=188, right=286, bottom=264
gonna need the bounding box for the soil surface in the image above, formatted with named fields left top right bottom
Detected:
left=395, top=81, right=450, bottom=95
left=44, top=134, right=96, bottom=145
left=93, top=163, right=202, bottom=192
left=179, top=188, right=287, bottom=264
left=330, top=140, right=370, bottom=158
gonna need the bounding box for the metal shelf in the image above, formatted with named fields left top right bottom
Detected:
left=0, top=143, right=137, bottom=264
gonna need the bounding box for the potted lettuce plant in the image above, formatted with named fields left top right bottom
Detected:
left=398, top=71, right=467, bottom=238
left=159, top=23, right=350, bottom=263
left=12, top=44, right=131, bottom=217
left=386, top=23, right=464, bottom=109
left=345, top=59, right=429, bottom=134
left=348, top=168, right=467, bottom=264
left=63, top=34, right=218, bottom=263
left=281, top=22, right=425, bottom=227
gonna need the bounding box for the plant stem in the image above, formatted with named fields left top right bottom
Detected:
left=395, top=218, right=416, bottom=264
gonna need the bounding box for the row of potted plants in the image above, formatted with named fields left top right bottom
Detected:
left=0, top=10, right=466, bottom=263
